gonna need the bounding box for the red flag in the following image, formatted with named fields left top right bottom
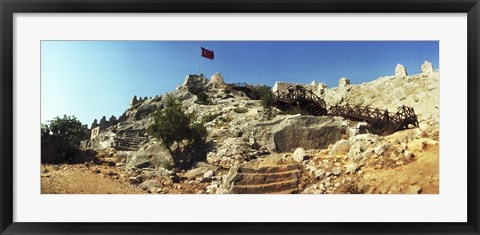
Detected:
left=201, top=47, right=214, bottom=60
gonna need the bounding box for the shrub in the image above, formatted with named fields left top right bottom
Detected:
left=233, top=107, right=248, bottom=113
left=149, top=96, right=194, bottom=148
left=251, top=85, right=275, bottom=108
left=147, top=98, right=207, bottom=168
left=214, top=115, right=234, bottom=128
left=196, top=91, right=210, bottom=105
left=202, top=112, right=220, bottom=123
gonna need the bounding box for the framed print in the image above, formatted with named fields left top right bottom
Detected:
left=1, top=0, right=479, bottom=234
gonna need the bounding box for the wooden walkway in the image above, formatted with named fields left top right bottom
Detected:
left=272, top=85, right=418, bottom=135
left=273, top=85, right=328, bottom=116
left=328, top=104, right=419, bottom=135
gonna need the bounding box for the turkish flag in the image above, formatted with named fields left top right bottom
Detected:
left=201, top=47, right=214, bottom=60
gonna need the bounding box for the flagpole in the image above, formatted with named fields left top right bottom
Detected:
left=197, top=48, right=201, bottom=75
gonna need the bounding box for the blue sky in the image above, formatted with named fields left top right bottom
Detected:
left=41, top=41, right=438, bottom=126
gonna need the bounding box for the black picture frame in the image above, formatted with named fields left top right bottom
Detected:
left=1, top=0, right=479, bottom=234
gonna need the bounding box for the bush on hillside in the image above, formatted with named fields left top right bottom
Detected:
left=251, top=85, right=275, bottom=108
left=196, top=91, right=210, bottom=105
left=147, top=95, right=208, bottom=168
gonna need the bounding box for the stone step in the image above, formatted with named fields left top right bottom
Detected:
left=265, top=189, right=298, bottom=194
left=230, top=179, right=298, bottom=194
left=238, top=164, right=298, bottom=174
left=114, top=136, right=146, bottom=140
left=114, top=137, right=145, bottom=142
left=234, top=170, right=300, bottom=185
left=114, top=139, right=144, bottom=145
left=113, top=146, right=138, bottom=151
left=114, top=141, right=141, bottom=146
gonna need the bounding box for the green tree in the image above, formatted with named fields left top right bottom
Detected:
left=41, top=115, right=87, bottom=163
left=148, top=95, right=207, bottom=151
left=48, top=115, right=86, bottom=146
left=41, top=123, right=50, bottom=139
left=148, top=96, right=208, bottom=168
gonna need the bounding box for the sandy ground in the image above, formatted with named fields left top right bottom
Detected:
left=41, top=164, right=145, bottom=194
left=359, top=140, right=439, bottom=194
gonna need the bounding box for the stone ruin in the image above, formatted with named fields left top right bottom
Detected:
left=130, top=95, right=150, bottom=108
left=90, top=126, right=100, bottom=140
left=338, top=77, right=350, bottom=87
left=395, top=64, right=408, bottom=77
left=209, top=72, right=226, bottom=89
left=421, top=61, right=435, bottom=74
left=182, top=74, right=209, bottom=94
left=273, top=61, right=435, bottom=98
left=272, top=81, right=317, bottom=94
left=88, top=115, right=118, bottom=140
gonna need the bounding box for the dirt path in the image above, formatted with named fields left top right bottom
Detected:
left=41, top=164, right=145, bottom=194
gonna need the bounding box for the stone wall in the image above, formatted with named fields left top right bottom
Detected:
left=272, top=81, right=317, bottom=93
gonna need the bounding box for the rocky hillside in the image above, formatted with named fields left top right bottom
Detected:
left=43, top=63, right=440, bottom=194
left=323, top=61, right=439, bottom=126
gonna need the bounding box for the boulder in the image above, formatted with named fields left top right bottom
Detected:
left=332, top=163, right=342, bottom=175
left=139, top=179, right=162, bottom=192
left=126, top=141, right=174, bottom=169
left=293, top=148, right=307, bottom=162
left=347, top=134, right=383, bottom=162
left=344, top=162, right=358, bottom=174
left=183, top=162, right=219, bottom=179
left=329, top=139, right=351, bottom=155
left=406, top=185, right=422, bottom=194
left=270, top=116, right=346, bottom=152
left=203, top=170, right=214, bottom=180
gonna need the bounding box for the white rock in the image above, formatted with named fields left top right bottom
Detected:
left=293, top=148, right=307, bottom=162
left=206, top=183, right=219, bottom=194
left=374, top=145, right=385, bottom=156
left=344, top=162, right=358, bottom=174
left=203, top=170, right=214, bottom=179
left=403, top=150, right=415, bottom=158
left=332, top=166, right=342, bottom=176
left=314, top=169, right=326, bottom=180
left=406, top=185, right=422, bottom=194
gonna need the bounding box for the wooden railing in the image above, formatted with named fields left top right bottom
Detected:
left=273, top=85, right=327, bottom=116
